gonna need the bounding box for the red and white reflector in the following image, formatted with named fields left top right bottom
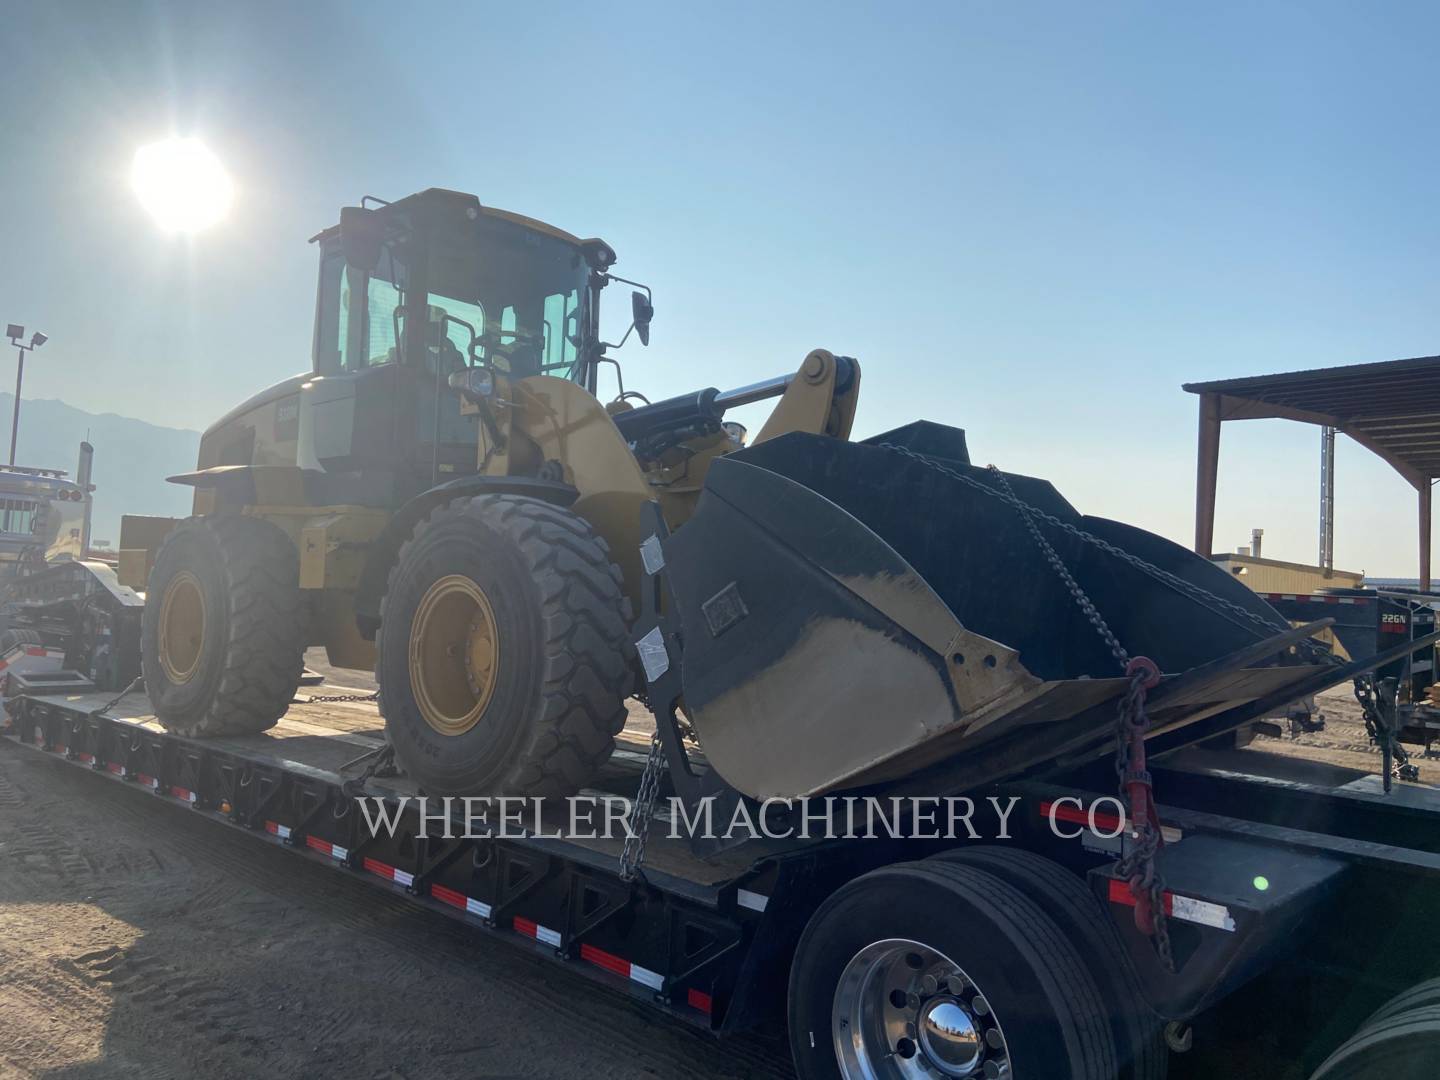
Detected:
left=105, top=762, right=126, bottom=776
left=362, top=857, right=414, bottom=888
left=1106, top=878, right=1235, bottom=932
left=579, top=943, right=665, bottom=992
left=169, top=785, right=197, bottom=804
left=305, top=835, right=349, bottom=862
left=430, top=883, right=492, bottom=919
left=513, top=915, right=562, bottom=948
left=264, top=821, right=292, bottom=840
left=135, top=772, right=160, bottom=790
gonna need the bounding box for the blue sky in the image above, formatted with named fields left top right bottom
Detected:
left=4, top=1, right=1439, bottom=574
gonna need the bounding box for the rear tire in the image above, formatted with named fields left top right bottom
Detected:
left=142, top=515, right=305, bottom=737
left=376, top=495, right=633, bottom=798
left=788, top=860, right=1117, bottom=1080
left=1365, top=977, right=1440, bottom=1028
left=1310, top=1005, right=1440, bottom=1079
left=930, top=846, right=1168, bottom=1080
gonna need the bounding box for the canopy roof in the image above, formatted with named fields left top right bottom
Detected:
left=1184, top=354, right=1440, bottom=488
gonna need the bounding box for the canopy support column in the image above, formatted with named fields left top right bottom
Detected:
left=1422, top=482, right=1432, bottom=593
left=1195, top=392, right=1221, bottom=557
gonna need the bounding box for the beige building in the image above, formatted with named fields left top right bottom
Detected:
left=1209, top=552, right=1363, bottom=595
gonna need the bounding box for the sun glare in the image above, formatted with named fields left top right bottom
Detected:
left=131, top=137, right=234, bottom=233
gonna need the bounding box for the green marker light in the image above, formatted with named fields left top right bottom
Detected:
left=1253, top=875, right=1270, bottom=892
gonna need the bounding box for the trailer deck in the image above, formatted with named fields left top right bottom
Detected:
left=12, top=681, right=1440, bottom=1074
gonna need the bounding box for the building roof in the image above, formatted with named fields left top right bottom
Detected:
left=1184, top=354, right=1440, bottom=486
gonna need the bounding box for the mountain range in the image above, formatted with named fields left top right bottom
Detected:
left=0, top=395, right=201, bottom=548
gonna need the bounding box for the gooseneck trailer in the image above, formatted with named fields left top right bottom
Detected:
left=8, top=620, right=1440, bottom=1080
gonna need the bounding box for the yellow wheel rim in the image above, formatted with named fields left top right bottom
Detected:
left=409, top=574, right=500, bottom=737
left=158, top=570, right=206, bottom=684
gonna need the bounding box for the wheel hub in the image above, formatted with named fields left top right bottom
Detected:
left=832, top=939, right=1008, bottom=1080
left=918, top=998, right=983, bottom=1076
left=157, top=570, right=206, bottom=684
left=409, top=575, right=500, bottom=736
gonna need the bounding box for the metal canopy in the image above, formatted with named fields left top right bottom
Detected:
left=1184, top=354, right=1440, bottom=589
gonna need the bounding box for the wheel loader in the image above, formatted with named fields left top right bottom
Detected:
left=118, top=187, right=1338, bottom=803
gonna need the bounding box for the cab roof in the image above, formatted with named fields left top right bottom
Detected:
left=310, top=188, right=615, bottom=264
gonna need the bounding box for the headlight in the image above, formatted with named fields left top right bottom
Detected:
left=447, top=367, right=494, bottom=401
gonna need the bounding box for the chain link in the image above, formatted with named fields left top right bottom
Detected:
left=619, top=735, right=668, bottom=882
left=89, top=675, right=143, bottom=719
left=889, top=445, right=1178, bottom=969
left=339, top=743, right=397, bottom=800
left=881, top=443, right=1334, bottom=663
left=299, top=689, right=381, bottom=704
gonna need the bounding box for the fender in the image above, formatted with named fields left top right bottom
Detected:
left=352, top=473, right=579, bottom=638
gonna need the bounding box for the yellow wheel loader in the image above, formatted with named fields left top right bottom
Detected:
left=120, top=188, right=1334, bottom=802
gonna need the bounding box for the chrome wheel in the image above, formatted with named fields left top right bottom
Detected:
left=833, top=938, right=1009, bottom=1079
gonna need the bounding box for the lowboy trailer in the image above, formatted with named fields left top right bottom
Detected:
left=8, top=647, right=1440, bottom=1079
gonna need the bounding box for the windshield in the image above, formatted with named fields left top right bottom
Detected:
left=426, top=214, right=590, bottom=382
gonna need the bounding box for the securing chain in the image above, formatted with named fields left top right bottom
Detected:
left=881, top=443, right=1334, bottom=664
left=89, top=676, right=144, bottom=719
left=619, top=735, right=668, bottom=883
left=892, top=447, right=1177, bottom=969
left=299, top=689, right=380, bottom=704
left=339, top=743, right=397, bottom=800
left=1353, top=675, right=1416, bottom=792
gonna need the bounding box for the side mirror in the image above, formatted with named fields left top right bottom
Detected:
left=631, top=290, right=654, bottom=347
left=339, top=206, right=383, bottom=272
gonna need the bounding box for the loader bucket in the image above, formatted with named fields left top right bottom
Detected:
left=659, top=424, right=1331, bottom=800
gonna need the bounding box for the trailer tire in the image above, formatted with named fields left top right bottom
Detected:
left=930, top=846, right=1168, bottom=1080
left=1310, top=1005, right=1440, bottom=1079
left=1365, top=978, right=1440, bottom=1028
left=376, top=494, right=633, bottom=799
left=0, top=628, right=44, bottom=652
left=788, top=860, right=1116, bottom=1080
left=142, top=515, right=305, bottom=737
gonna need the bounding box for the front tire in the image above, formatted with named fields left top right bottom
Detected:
left=376, top=495, right=633, bottom=798
left=142, top=515, right=305, bottom=737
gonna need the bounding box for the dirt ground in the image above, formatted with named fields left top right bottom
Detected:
left=0, top=667, right=1410, bottom=1079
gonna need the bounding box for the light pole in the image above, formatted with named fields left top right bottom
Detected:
left=5, top=324, right=47, bottom=467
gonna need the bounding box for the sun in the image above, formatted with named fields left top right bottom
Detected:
left=131, top=137, right=234, bottom=233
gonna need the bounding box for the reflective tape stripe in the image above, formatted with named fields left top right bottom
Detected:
left=362, top=857, right=414, bottom=888
left=304, top=835, right=348, bottom=861
left=513, top=916, right=562, bottom=947
left=578, top=943, right=665, bottom=991
left=264, top=821, right=292, bottom=840
left=169, top=785, right=197, bottom=803
left=737, top=889, right=769, bottom=912
left=1106, top=878, right=1235, bottom=932
left=687, top=988, right=713, bottom=1014
left=1039, top=800, right=1182, bottom=843
left=105, top=762, right=126, bottom=776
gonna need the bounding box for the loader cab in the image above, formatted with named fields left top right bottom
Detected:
left=303, top=188, right=614, bottom=506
